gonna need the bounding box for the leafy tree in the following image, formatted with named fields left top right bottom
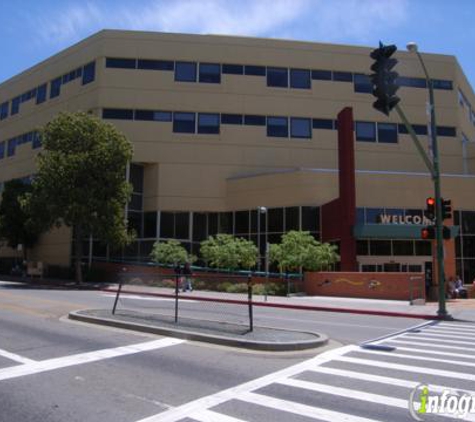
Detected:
left=150, top=239, right=195, bottom=266
left=269, top=230, right=339, bottom=273
left=26, top=112, right=133, bottom=283
left=200, top=234, right=258, bottom=271
left=0, top=179, right=41, bottom=260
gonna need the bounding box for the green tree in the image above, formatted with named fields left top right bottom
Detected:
left=200, top=234, right=258, bottom=271
left=269, top=230, right=339, bottom=273
left=0, top=179, right=41, bottom=261
left=26, top=112, right=133, bottom=283
left=150, top=239, right=194, bottom=266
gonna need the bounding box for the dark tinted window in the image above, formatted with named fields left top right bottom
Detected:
left=50, top=78, right=62, bottom=99
left=7, top=138, right=17, bottom=157
left=397, top=76, right=426, bottom=88
left=313, top=119, right=334, bottom=129
left=0, top=142, right=5, bottom=159
left=393, top=240, right=414, bottom=256
left=219, top=212, right=233, bottom=234
left=221, top=114, right=243, bottom=125
left=461, top=211, right=475, bottom=234
left=285, top=207, right=299, bottom=231
left=36, top=84, right=47, bottom=104
left=106, top=58, right=136, bottom=69
left=244, top=115, right=266, bottom=126
left=311, top=70, right=332, bottom=80
left=175, top=212, right=190, bottom=239
left=302, top=206, right=319, bottom=232
left=333, top=71, right=353, bottom=82
left=432, top=79, right=453, bottom=90
left=129, top=164, right=144, bottom=193
left=82, top=62, right=95, bottom=85
left=355, top=121, right=376, bottom=142
left=198, top=113, right=220, bottom=134
left=193, top=213, right=207, bottom=241
left=354, top=73, right=372, bottom=93
left=415, top=241, right=432, bottom=256
left=32, top=132, right=42, bottom=149
left=413, top=124, right=428, bottom=135
left=0, top=101, right=9, bottom=119
left=175, top=62, right=197, bottom=82
left=137, top=59, right=174, bottom=70
left=244, top=65, right=266, bottom=76
left=437, top=126, right=456, bottom=137
left=268, top=208, right=283, bottom=232
left=267, top=116, right=288, bottom=137
left=134, top=110, right=172, bottom=121
left=378, top=123, right=398, bottom=143
left=173, top=112, right=195, bottom=133
left=370, top=240, right=391, bottom=255
left=235, top=211, right=249, bottom=234
left=160, top=212, right=174, bottom=238
left=222, top=64, right=244, bottom=75
left=290, top=69, right=311, bottom=89
left=357, top=240, right=369, bottom=255
left=199, top=63, right=221, bottom=83
left=267, top=67, right=288, bottom=88
left=102, top=108, right=134, bottom=120
left=11, top=97, right=21, bottom=115
left=291, top=118, right=311, bottom=138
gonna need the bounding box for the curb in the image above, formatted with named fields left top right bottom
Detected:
left=69, top=310, right=328, bottom=352
left=101, top=287, right=442, bottom=320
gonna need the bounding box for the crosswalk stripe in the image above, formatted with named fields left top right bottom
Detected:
left=437, top=323, right=475, bottom=331
left=0, top=348, right=36, bottom=364
left=238, top=391, right=384, bottom=422
left=335, top=356, right=475, bottom=381
left=428, top=326, right=475, bottom=335
left=408, top=331, right=475, bottom=341
left=403, top=334, right=475, bottom=345
left=308, top=365, right=475, bottom=396
left=393, top=345, right=475, bottom=360
left=357, top=348, right=475, bottom=368
left=192, top=410, right=246, bottom=422
left=388, top=338, right=475, bottom=352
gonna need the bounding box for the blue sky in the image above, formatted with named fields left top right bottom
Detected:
left=1, top=0, right=475, bottom=89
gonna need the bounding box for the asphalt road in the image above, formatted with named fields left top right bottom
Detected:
left=1, top=281, right=473, bottom=422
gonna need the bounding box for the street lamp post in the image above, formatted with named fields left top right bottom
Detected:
left=407, top=42, right=449, bottom=318
left=256, top=206, right=267, bottom=272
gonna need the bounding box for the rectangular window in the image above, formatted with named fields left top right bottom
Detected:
left=267, top=116, right=288, bottom=137
left=7, top=138, right=17, bottom=157
left=267, top=67, right=288, bottom=88
left=333, top=71, right=353, bottom=82
left=129, top=164, right=144, bottom=193
left=106, top=58, right=137, bottom=69
left=398, top=123, right=428, bottom=135
left=82, top=62, right=96, bottom=85
left=311, top=70, right=332, bottom=80
left=354, top=73, right=372, bottom=93
left=137, top=59, right=174, bottom=71
left=235, top=210, right=249, bottom=234
left=32, top=132, right=42, bottom=149
left=355, top=121, right=376, bottom=142
left=175, top=62, right=197, bottom=82
left=36, top=84, right=47, bottom=104
left=285, top=207, right=299, bottom=231
left=437, top=126, right=456, bottom=137
left=199, top=63, right=221, bottom=83
left=173, top=112, right=196, bottom=133
left=11, top=97, right=21, bottom=114
left=432, top=79, right=453, bottom=90
left=290, top=69, right=311, bottom=89
left=312, top=119, right=334, bottom=130
left=291, top=118, right=311, bottom=139
left=134, top=110, right=172, bottom=122
left=370, top=240, right=391, bottom=256
left=377, top=123, right=398, bottom=143
left=221, top=114, right=243, bottom=125
left=244, top=115, right=266, bottom=126
left=397, top=76, right=426, bottom=88
left=193, top=212, right=207, bottom=241
left=0, top=142, right=4, bottom=159
left=102, top=108, right=134, bottom=120
left=393, top=240, right=414, bottom=256
left=198, top=113, right=220, bottom=134
left=0, top=102, right=8, bottom=119
left=222, top=64, right=244, bottom=75
left=268, top=208, right=284, bottom=232
left=302, top=206, right=319, bottom=232
left=244, top=65, right=266, bottom=76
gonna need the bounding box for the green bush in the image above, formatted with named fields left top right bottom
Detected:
left=225, top=282, right=249, bottom=294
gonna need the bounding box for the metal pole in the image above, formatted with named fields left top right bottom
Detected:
left=248, top=274, right=253, bottom=332
left=415, top=50, right=449, bottom=319
left=257, top=209, right=261, bottom=272
left=112, top=279, right=123, bottom=315
left=174, top=274, right=179, bottom=323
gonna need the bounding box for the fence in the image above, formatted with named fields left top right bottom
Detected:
left=110, top=270, right=254, bottom=332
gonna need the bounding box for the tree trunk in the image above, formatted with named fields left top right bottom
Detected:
left=75, top=225, right=83, bottom=284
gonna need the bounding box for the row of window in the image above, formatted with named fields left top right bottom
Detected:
left=105, top=57, right=453, bottom=93
left=357, top=239, right=431, bottom=256
left=103, top=108, right=457, bottom=141
left=458, top=88, right=475, bottom=128
left=0, top=131, right=41, bottom=159
left=0, top=62, right=95, bottom=121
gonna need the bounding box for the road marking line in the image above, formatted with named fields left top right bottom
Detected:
left=411, top=330, right=475, bottom=340
left=357, top=348, right=475, bottom=368
left=192, top=410, right=246, bottom=422
left=0, top=348, right=36, bottom=364
left=0, top=337, right=184, bottom=382
left=403, top=334, right=475, bottom=345
left=393, top=346, right=475, bottom=360
left=308, top=366, right=475, bottom=396
left=438, top=323, right=475, bottom=331
left=238, top=391, right=383, bottom=422
left=388, top=339, right=475, bottom=352
left=335, top=356, right=475, bottom=381
left=134, top=345, right=358, bottom=422
left=429, top=325, right=475, bottom=334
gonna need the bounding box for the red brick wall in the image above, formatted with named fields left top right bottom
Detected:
left=304, top=272, right=425, bottom=300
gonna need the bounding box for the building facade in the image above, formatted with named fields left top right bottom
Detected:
left=0, top=30, right=474, bottom=281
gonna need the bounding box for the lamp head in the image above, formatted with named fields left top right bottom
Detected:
left=257, top=206, right=267, bottom=214
left=406, top=42, right=418, bottom=53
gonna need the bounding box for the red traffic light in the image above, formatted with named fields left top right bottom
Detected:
left=426, top=197, right=435, bottom=206
left=421, top=226, right=435, bottom=240
left=425, top=197, right=436, bottom=220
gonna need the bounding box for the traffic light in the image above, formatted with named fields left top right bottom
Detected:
left=369, top=42, right=400, bottom=116
left=442, top=226, right=451, bottom=240
left=442, top=198, right=452, bottom=220
left=425, top=197, right=436, bottom=220
left=421, top=226, right=435, bottom=240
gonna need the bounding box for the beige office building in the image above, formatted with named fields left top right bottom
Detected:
left=0, top=30, right=474, bottom=281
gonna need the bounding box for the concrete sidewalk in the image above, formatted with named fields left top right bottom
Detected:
left=102, top=284, right=475, bottom=321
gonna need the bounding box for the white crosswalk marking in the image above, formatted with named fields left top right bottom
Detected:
left=135, top=321, right=475, bottom=422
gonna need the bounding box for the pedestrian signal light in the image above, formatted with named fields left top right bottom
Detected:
left=421, top=226, right=435, bottom=240
left=442, top=198, right=452, bottom=220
